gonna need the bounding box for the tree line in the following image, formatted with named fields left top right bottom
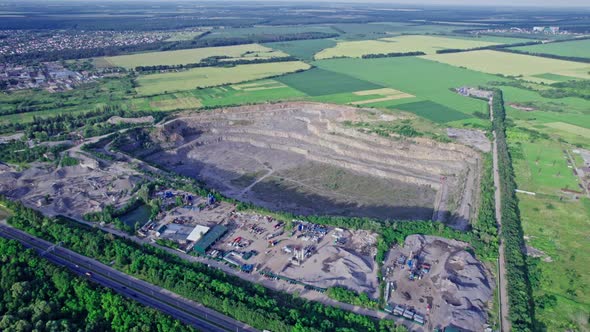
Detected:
left=361, top=51, right=425, bottom=59
left=471, top=154, right=499, bottom=259
left=495, top=48, right=590, bottom=64
left=0, top=197, right=404, bottom=332
left=0, top=237, right=195, bottom=332
left=134, top=55, right=299, bottom=73
left=490, top=89, right=536, bottom=331
left=435, top=40, right=542, bottom=54
left=326, top=287, right=380, bottom=310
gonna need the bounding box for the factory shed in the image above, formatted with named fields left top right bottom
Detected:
left=187, top=225, right=210, bottom=242
left=193, top=224, right=228, bottom=254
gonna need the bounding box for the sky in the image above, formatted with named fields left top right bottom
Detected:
left=308, top=0, right=590, bottom=7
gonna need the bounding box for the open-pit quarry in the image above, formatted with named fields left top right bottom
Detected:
left=119, top=102, right=482, bottom=227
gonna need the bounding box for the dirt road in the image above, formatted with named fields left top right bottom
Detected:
left=490, top=97, right=511, bottom=332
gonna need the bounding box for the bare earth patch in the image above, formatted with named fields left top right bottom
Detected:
left=384, top=235, right=494, bottom=331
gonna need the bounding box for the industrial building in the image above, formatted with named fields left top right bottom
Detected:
left=193, top=224, right=228, bottom=254
left=187, top=225, right=211, bottom=243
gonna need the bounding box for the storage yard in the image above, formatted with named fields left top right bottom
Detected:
left=135, top=188, right=380, bottom=297
left=214, top=213, right=379, bottom=296
left=382, top=235, right=494, bottom=331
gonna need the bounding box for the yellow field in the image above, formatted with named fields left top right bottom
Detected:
left=350, top=88, right=414, bottom=105
left=315, top=35, right=498, bottom=59
left=422, top=50, right=590, bottom=83
left=544, top=122, right=590, bottom=139
left=136, top=61, right=310, bottom=95
left=232, top=80, right=287, bottom=92
left=99, top=44, right=288, bottom=68
left=150, top=97, right=202, bottom=111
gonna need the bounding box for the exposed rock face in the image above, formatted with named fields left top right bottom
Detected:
left=122, top=102, right=482, bottom=226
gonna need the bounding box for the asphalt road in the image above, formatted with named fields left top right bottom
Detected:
left=0, top=223, right=259, bottom=332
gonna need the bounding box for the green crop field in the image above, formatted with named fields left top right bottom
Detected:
left=389, top=100, right=470, bottom=123
left=315, top=35, right=498, bottom=59
left=499, top=84, right=590, bottom=147
left=275, top=68, right=383, bottom=96
left=510, top=138, right=580, bottom=193
left=510, top=131, right=590, bottom=331
left=99, top=44, right=288, bottom=68
left=135, top=61, right=310, bottom=95
left=264, top=39, right=337, bottom=60
left=311, top=88, right=414, bottom=105
left=518, top=194, right=590, bottom=332
left=192, top=80, right=306, bottom=107
left=423, top=50, right=590, bottom=83
left=312, top=57, right=503, bottom=117
left=511, top=39, right=590, bottom=59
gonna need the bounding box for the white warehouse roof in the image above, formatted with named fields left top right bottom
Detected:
left=187, top=225, right=211, bottom=242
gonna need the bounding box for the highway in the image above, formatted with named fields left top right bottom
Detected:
left=0, top=223, right=259, bottom=332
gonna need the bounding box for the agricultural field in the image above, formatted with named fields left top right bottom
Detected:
left=99, top=44, right=288, bottom=68
left=315, top=35, right=498, bottom=59
left=498, top=85, right=590, bottom=147
left=135, top=61, right=310, bottom=95
left=511, top=39, right=590, bottom=59
left=509, top=130, right=590, bottom=330
left=312, top=57, right=504, bottom=120
left=517, top=194, right=590, bottom=332
left=509, top=138, right=580, bottom=194
left=389, top=100, right=470, bottom=123
left=422, top=50, right=590, bottom=83
left=264, top=39, right=337, bottom=60
left=193, top=80, right=306, bottom=107
left=130, top=93, right=202, bottom=111
left=275, top=68, right=383, bottom=96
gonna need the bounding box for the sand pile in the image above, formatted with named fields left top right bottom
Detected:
left=282, top=245, right=378, bottom=295
left=387, top=235, right=494, bottom=331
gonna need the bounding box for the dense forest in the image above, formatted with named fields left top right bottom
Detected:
left=0, top=237, right=194, bottom=332
left=491, top=90, right=536, bottom=331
